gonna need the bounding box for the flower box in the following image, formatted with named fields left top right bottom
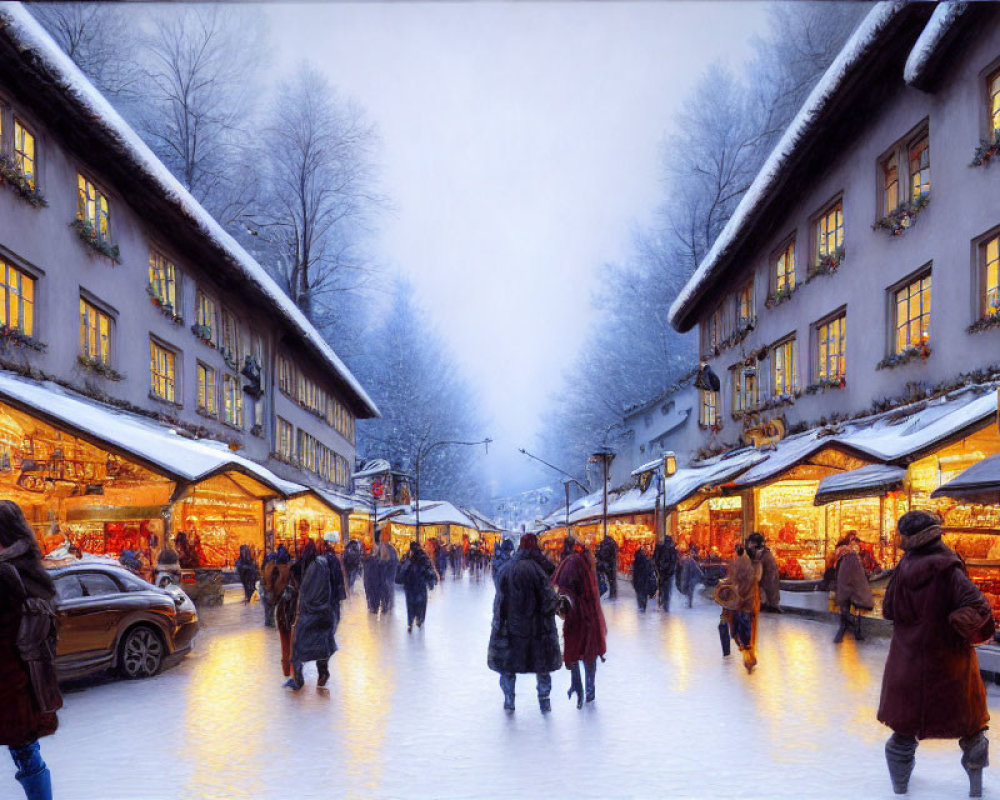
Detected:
left=876, top=342, right=931, bottom=370
left=972, top=132, right=1000, bottom=167
left=190, top=323, right=215, bottom=346
left=809, top=246, right=845, bottom=279
left=805, top=376, right=846, bottom=394
left=0, top=154, right=46, bottom=208
left=873, top=194, right=929, bottom=236
left=77, top=354, right=124, bottom=381
left=0, top=325, right=46, bottom=352
left=71, top=218, right=120, bottom=263
left=765, top=286, right=796, bottom=308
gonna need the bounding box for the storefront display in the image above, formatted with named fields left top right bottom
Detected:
left=676, top=494, right=742, bottom=561
left=171, top=474, right=265, bottom=568
left=756, top=480, right=826, bottom=579
left=272, top=493, right=342, bottom=556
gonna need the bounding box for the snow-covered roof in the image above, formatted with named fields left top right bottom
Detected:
left=904, top=2, right=969, bottom=88
left=0, top=4, right=379, bottom=418
left=813, top=465, right=906, bottom=506
left=390, top=501, right=479, bottom=530
left=668, top=2, right=907, bottom=331
left=933, top=453, right=1000, bottom=503
left=463, top=507, right=501, bottom=532
left=0, top=372, right=303, bottom=495
left=662, top=451, right=766, bottom=507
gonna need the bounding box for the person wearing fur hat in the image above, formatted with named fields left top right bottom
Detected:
left=832, top=531, right=874, bottom=643
left=877, top=510, right=994, bottom=797
left=487, top=533, right=562, bottom=713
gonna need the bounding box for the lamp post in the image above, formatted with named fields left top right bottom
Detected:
left=413, top=437, right=492, bottom=544
left=516, top=448, right=588, bottom=532
left=589, top=447, right=616, bottom=543
left=659, top=451, right=677, bottom=541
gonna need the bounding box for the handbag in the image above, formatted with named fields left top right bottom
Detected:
left=4, top=564, right=63, bottom=714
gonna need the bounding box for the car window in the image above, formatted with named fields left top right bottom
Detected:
left=54, top=575, right=83, bottom=601
left=78, top=572, right=121, bottom=598
left=116, top=571, right=152, bottom=592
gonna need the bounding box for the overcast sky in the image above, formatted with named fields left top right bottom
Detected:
left=270, top=1, right=771, bottom=496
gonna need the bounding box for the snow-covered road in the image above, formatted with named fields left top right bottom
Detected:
left=27, top=574, right=1000, bottom=800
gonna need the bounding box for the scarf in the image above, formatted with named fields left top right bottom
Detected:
left=900, top=524, right=943, bottom=552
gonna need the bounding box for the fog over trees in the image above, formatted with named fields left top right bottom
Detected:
left=540, top=2, right=869, bottom=482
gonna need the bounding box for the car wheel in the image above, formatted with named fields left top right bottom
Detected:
left=119, top=626, right=164, bottom=679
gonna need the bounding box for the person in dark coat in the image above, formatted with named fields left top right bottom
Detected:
left=342, top=539, right=363, bottom=593
left=630, top=548, right=657, bottom=612
left=877, top=511, right=994, bottom=797
left=675, top=545, right=704, bottom=608
left=284, top=540, right=337, bottom=690
left=653, top=536, right=679, bottom=612
left=260, top=548, right=279, bottom=627
left=396, top=541, right=438, bottom=632
left=487, top=533, right=562, bottom=712
left=553, top=537, right=607, bottom=707
left=235, top=544, right=258, bottom=604
left=595, top=534, right=619, bottom=599
left=492, top=538, right=514, bottom=586
left=832, top=531, right=874, bottom=643
left=270, top=546, right=296, bottom=676
left=449, top=543, right=463, bottom=579
left=0, top=500, right=60, bottom=800
left=319, top=536, right=347, bottom=633
left=376, top=535, right=398, bottom=613
left=434, top=540, right=449, bottom=581
left=746, top=532, right=781, bottom=612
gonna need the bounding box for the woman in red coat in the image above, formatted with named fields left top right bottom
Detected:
left=0, top=500, right=60, bottom=800
left=877, top=511, right=994, bottom=797
left=553, top=537, right=607, bottom=707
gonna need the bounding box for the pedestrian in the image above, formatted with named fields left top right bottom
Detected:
left=118, top=540, right=142, bottom=575
left=318, top=535, right=347, bottom=633
left=283, top=540, right=338, bottom=690
left=553, top=537, right=607, bottom=708
left=746, top=532, right=781, bottom=612
left=675, top=545, right=704, bottom=608
left=653, top=535, right=678, bottom=612
left=235, top=544, right=258, bottom=604
left=342, top=539, right=363, bottom=592
left=832, top=531, right=874, bottom=643
left=396, top=541, right=437, bottom=632
left=260, top=548, right=278, bottom=627
left=449, top=543, right=463, bottom=579
left=877, top=511, right=994, bottom=797
left=630, top=548, right=657, bottom=612
left=487, top=533, right=563, bottom=713
left=0, top=500, right=61, bottom=800
left=434, top=539, right=449, bottom=581
left=270, top=546, right=296, bottom=677
left=492, top=538, right=514, bottom=586
left=595, top=534, right=619, bottom=599
left=714, top=544, right=762, bottom=673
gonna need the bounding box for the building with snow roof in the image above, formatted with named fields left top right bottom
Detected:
left=0, top=5, right=379, bottom=567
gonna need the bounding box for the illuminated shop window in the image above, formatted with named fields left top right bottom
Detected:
left=76, top=174, right=111, bottom=243
left=814, top=201, right=843, bottom=265
left=0, top=261, right=34, bottom=336
left=816, top=314, right=846, bottom=381
left=197, top=362, right=217, bottom=415
left=771, top=338, right=797, bottom=395
left=148, top=250, right=177, bottom=309
left=13, top=118, right=35, bottom=189
left=79, top=298, right=112, bottom=365
left=223, top=374, right=243, bottom=427
left=893, top=272, right=932, bottom=354
left=149, top=340, right=176, bottom=402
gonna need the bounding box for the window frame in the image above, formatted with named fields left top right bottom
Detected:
left=730, top=362, right=758, bottom=418
left=194, top=290, right=217, bottom=342
left=698, top=388, right=719, bottom=427
left=76, top=172, right=113, bottom=244
left=223, top=373, right=244, bottom=428
left=12, top=116, right=36, bottom=190
left=275, top=416, right=294, bottom=461
left=986, top=64, right=1000, bottom=140
left=974, top=226, right=1000, bottom=322
left=149, top=338, right=178, bottom=403
left=812, top=198, right=844, bottom=267
left=770, top=336, right=798, bottom=397
left=888, top=266, right=932, bottom=356
left=876, top=121, right=930, bottom=219
left=148, top=249, right=178, bottom=311
left=196, top=361, right=218, bottom=416
left=772, top=236, right=796, bottom=295
left=0, top=258, right=36, bottom=338
left=736, top=278, right=755, bottom=328
left=78, top=294, right=115, bottom=366
left=813, top=308, right=847, bottom=383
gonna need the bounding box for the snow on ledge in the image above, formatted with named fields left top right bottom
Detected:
left=904, top=2, right=967, bottom=87
left=0, top=3, right=379, bottom=418
left=667, top=1, right=906, bottom=332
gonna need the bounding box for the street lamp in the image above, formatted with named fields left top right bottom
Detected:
left=656, top=451, right=678, bottom=542
left=516, top=448, right=589, bottom=532
left=589, top=447, right=616, bottom=543
left=413, top=437, right=492, bottom=544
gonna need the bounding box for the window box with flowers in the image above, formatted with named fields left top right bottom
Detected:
left=808, top=246, right=845, bottom=280
left=77, top=354, right=123, bottom=381
left=765, top=285, right=797, bottom=308
left=877, top=342, right=931, bottom=370
left=71, top=219, right=120, bottom=264
left=758, top=392, right=799, bottom=412
left=805, top=376, right=846, bottom=394
left=873, top=193, right=930, bottom=236
left=0, top=325, right=45, bottom=352
left=698, top=420, right=724, bottom=434
left=0, top=153, right=45, bottom=208
left=968, top=309, right=1000, bottom=334
left=190, top=323, right=215, bottom=347
left=145, top=285, right=184, bottom=325
left=220, top=347, right=239, bottom=372
left=972, top=132, right=1000, bottom=167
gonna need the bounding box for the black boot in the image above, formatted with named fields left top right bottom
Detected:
left=584, top=659, right=597, bottom=703
left=961, top=731, right=989, bottom=798
left=567, top=662, right=583, bottom=708
left=886, top=732, right=917, bottom=794
left=853, top=614, right=865, bottom=641
left=833, top=618, right=847, bottom=644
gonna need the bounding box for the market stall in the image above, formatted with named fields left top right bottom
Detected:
left=271, top=490, right=343, bottom=556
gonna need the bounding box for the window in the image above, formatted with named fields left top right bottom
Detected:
left=276, top=416, right=294, bottom=460
left=277, top=354, right=294, bottom=395
left=980, top=234, right=1000, bottom=318
left=731, top=364, right=758, bottom=416
left=223, top=374, right=243, bottom=427
left=706, top=307, right=723, bottom=352
left=736, top=280, right=754, bottom=327
left=195, top=291, right=216, bottom=341
left=814, top=201, right=843, bottom=264
left=816, top=313, right=847, bottom=382
left=0, top=261, right=34, bottom=336
left=909, top=136, right=930, bottom=200
left=771, top=338, right=797, bottom=396
left=295, top=429, right=342, bottom=484
left=775, top=240, right=795, bottom=293
left=882, top=153, right=899, bottom=215
left=990, top=69, right=1000, bottom=138
left=148, top=251, right=177, bottom=310
left=12, top=119, right=35, bottom=189
left=221, top=310, right=242, bottom=363
left=699, top=389, right=718, bottom=427
left=893, top=272, right=932, bottom=354
left=79, top=298, right=112, bottom=365
left=197, top=362, right=217, bottom=415
left=149, top=340, right=176, bottom=402
left=77, top=572, right=120, bottom=598
left=76, top=174, right=111, bottom=243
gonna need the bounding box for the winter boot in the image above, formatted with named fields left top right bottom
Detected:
left=283, top=662, right=305, bottom=691
left=584, top=658, right=597, bottom=703
left=11, top=742, right=52, bottom=800
left=961, top=731, right=989, bottom=798
left=500, top=673, right=515, bottom=711
left=567, top=662, right=584, bottom=708
left=853, top=614, right=865, bottom=641
left=833, top=617, right=848, bottom=644
left=539, top=697, right=551, bottom=713
left=885, top=732, right=918, bottom=794
left=317, top=660, right=330, bottom=688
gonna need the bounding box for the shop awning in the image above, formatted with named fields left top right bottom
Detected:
left=0, top=373, right=300, bottom=496
left=813, top=465, right=906, bottom=506
left=665, top=450, right=766, bottom=505
left=390, top=501, right=479, bottom=530
left=932, top=453, right=1000, bottom=504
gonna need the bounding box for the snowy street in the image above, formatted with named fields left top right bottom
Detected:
left=24, top=574, right=999, bottom=800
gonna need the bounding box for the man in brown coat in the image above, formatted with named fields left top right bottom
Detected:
left=833, top=531, right=875, bottom=643
left=877, top=510, right=994, bottom=797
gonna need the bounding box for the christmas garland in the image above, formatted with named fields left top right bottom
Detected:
left=968, top=309, right=1000, bottom=334
left=805, top=376, right=846, bottom=394
left=808, top=246, right=845, bottom=280
left=146, top=285, right=184, bottom=325
left=76, top=354, right=124, bottom=381
left=0, top=325, right=46, bottom=352
left=0, top=154, right=46, bottom=207
left=872, top=193, right=929, bottom=236
left=876, top=342, right=931, bottom=370
left=765, top=285, right=796, bottom=309
left=71, top=218, right=120, bottom=263
left=190, top=323, right=215, bottom=347
left=971, top=131, right=1000, bottom=167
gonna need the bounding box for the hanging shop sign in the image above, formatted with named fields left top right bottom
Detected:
left=743, top=415, right=786, bottom=450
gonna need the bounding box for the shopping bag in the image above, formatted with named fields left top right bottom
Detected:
left=718, top=618, right=731, bottom=657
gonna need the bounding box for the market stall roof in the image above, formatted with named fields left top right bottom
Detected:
left=663, top=451, right=767, bottom=506
left=0, top=373, right=300, bottom=496
left=390, top=501, right=479, bottom=530
left=813, top=465, right=907, bottom=506
left=567, top=490, right=607, bottom=524
left=463, top=507, right=502, bottom=532
left=932, top=453, right=1000, bottom=504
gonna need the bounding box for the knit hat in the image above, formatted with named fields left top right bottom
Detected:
left=897, top=510, right=941, bottom=537
left=520, top=533, right=538, bottom=550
